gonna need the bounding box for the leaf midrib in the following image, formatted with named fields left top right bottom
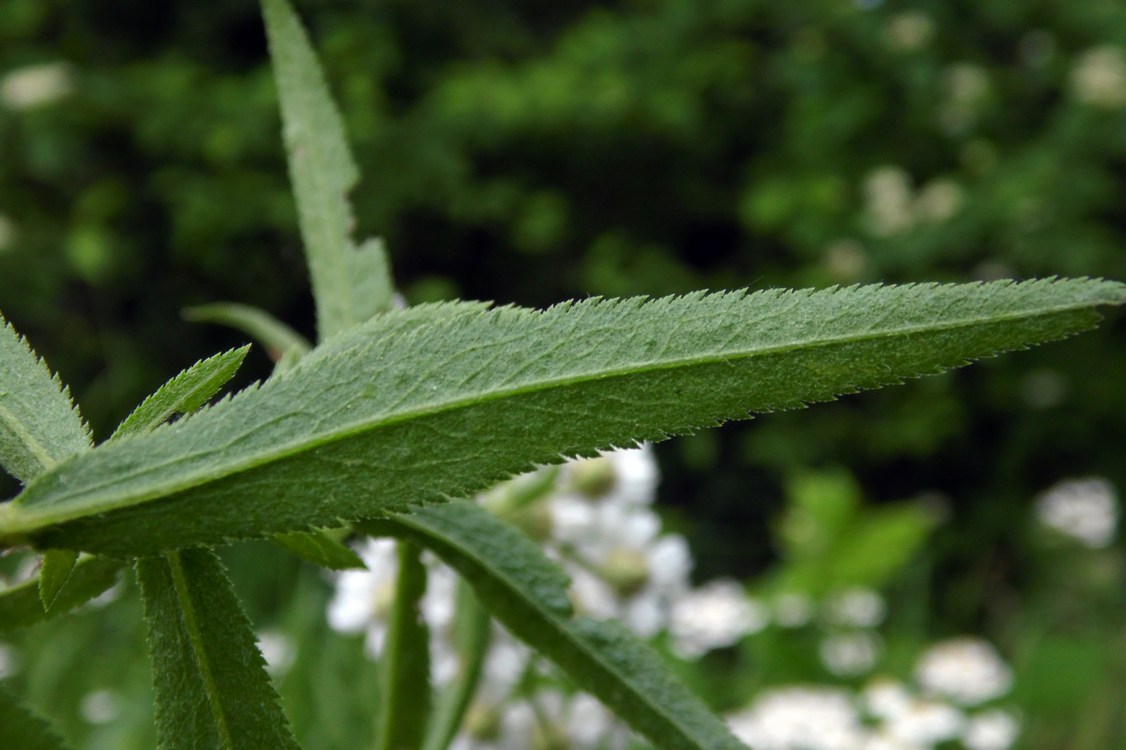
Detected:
left=0, top=401, right=57, bottom=476
left=7, top=298, right=1090, bottom=530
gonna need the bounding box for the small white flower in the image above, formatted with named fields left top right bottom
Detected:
left=820, top=632, right=882, bottom=677
left=864, top=167, right=914, bottom=237
left=1, top=62, right=74, bottom=110
left=914, top=637, right=1013, bottom=706
left=257, top=629, right=296, bottom=675
left=884, top=12, right=935, bottom=52
left=1070, top=46, right=1126, bottom=108
left=727, top=686, right=866, bottom=750
left=883, top=698, right=964, bottom=746
left=914, top=179, right=963, bottom=223
left=823, top=587, right=886, bottom=629
left=963, top=709, right=1021, bottom=750
left=1035, top=477, right=1119, bottom=548
left=862, top=679, right=912, bottom=720
left=669, top=579, right=769, bottom=658
left=79, top=689, right=121, bottom=725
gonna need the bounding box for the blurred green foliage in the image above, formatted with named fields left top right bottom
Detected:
left=1, top=0, right=1125, bottom=746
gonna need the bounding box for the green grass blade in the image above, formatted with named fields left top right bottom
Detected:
left=111, top=347, right=251, bottom=440
left=0, top=313, right=91, bottom=483
left=0, top=684, right=71, bottom=750
left=261, top=0, right=394, bottom=339
left=183, top=303, right=311, bottom=361
left=37, top=548, right=78, bottom=611
left=3, top=279, right=1123, bottom=555
left=0, top=555, right=122, bottom=633
left=374, top=542, right=431, bottom=750
left=136, top=548, right=302, bottom=750
left=365, top=502, right=748, bottom=750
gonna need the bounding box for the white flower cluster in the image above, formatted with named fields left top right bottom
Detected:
left=728, top=637, right=1019, bottom=750
left=0, top=62, right=74, bottom=110
left=1035, top=477, right=1119, bottom=548
left=862, top=167, right=964, bottom=237
left=1070, top=46, right=1126, bottom=109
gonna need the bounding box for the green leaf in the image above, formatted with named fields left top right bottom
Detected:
left=272, top=528, right=365, bottom=570
left=4, top=280, right=1124, bottom=555
left=38, top=548, right=78, bottom=611
left=261, top=0, right=395, bottom=339
left=365, top=502, right=747, bottom=750
left=422, top=580, right=492, bottom=750
left=0, top=555, right=122, bottom=632
left=0, top=313, right=91, bottom=483
left=183, top=303, right=311, bottom=361
left=0, top=684, right=71, bottom=750
left=374, top=542, right=430, bottom=750
left=136, top=548, right=301, bottom=750
left=111, top=347, right=251, bottom=440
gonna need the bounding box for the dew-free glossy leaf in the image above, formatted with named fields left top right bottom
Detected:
left=261, top=0, right=394, bottom=339
left=136, top=548, right=301, bottom=750
left=38, top=548, right=78, bottom=610
left=0, top=313, right=91, bottom=483
left=0, top=685, right=70, bottom=750
left=183, top=304, right=311, bottom=361
left=0, top=555, right=122, bottom=633
left=3, top=280, right=1123, bottom=555
left=112, top=347, right=251, bottom=440
left=366, top=502, right=747, bottom=750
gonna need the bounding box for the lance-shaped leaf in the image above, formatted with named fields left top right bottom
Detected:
left=2, top=280, right=1124, bottom=555
left=112, top=347, right=251, bottom=440
left=182, top=304, right=311, bottom=362
left=0, top=555, right=122, bottom=632
left=0, top=313, right=91, bottom=483
left=0, top=685, right=71, bottom=750
left=136, top=548, right=301, bottom=750
left=364, top=502, right=748, bottom=750
left=38, top=548, right=79, bottom=610
left=261, top=0, right=394, bottom=339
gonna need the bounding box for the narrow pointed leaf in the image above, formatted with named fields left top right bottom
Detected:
left=0, top=555, right=122, bottom=632
left=365, top=502, right=747, bottom=750
left=374, top=542, right=430, bottom=750
left=0, top=313, right=91, bottom=483
left=261, top=0, right=395, bottom=339
left=0, top=685, right=71, bottom=750
left=111, top=347, right=251, bottom=440
left=38, top=548, right=78, bottom=610
left=136, top=548, right=301, bottom=750
left=3, top=280, right=1124, bottom=555
left=273, top=528, right=365, bottom=570
left=183, top=303, right=311, bottom=361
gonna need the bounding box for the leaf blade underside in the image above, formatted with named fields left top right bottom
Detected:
left=4, top=279, right=1123, bottom=555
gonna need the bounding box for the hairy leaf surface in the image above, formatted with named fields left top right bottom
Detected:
left=0, top=314, right=91, bottom=483
left=366, top=503, right=748, bottom=750
left=136, top=548, right=301, bottom=750
left=0, top=555, right=122, bottom=632
left=2, top=280, right=1123, bottom=554
left=261, top=0, right=394, bottom=339
left=0, top=685, right=70, bottom=750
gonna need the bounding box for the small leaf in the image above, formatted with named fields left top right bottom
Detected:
left=136, top=548, right=302, bottom=750
left=111, top=347, right=251, bottom=440
left=0, top=555, right=122, bottom=633
left=38, top=548, right=78, bottom=611
left=5, top=280, right=1124, bottom=555
left=272, top=528, right=365, bottom=570
left=183, top=303, right=311, bottom=361
left=365, top=502, right=747, bottom=750
left=0, top=312, right=91, bottom=483
left=261, top=0, right=395, bottom=339
left=374, top=542, right=430, bottom=750
left=0, top=684, right=71, bottom=750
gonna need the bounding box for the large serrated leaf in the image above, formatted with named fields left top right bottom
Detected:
left=1, top=280, right=1123, bottom=555
left=365, top=502, right=747, bottom=750
left=0, top=684, right=71, bottom=750
left=0, top=555, right=122, bottom=632
left=0, top=313, right=91, bottom=483
left=261, top=0, right=395, bottom=338
left=136, top=548, right=302, bottom=750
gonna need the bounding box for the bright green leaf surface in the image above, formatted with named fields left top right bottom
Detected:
left=3, top=280, right=1123, bottom=555
left=136, top=548, right=301, bottom=750
left=111, top=347, right=251, bottom=440
left=367, top=502, right=748, bottom=750
left=38, top=548, right=78, bottom=611
left=183, top=304, right=311, bottom=361
left=261, top=0, right=394, bottom=339
left=0, top=684, right=71, bottom=750
left=0, top=555, right=122, bottom=632
left=0, top=314, right=91, bottom=483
